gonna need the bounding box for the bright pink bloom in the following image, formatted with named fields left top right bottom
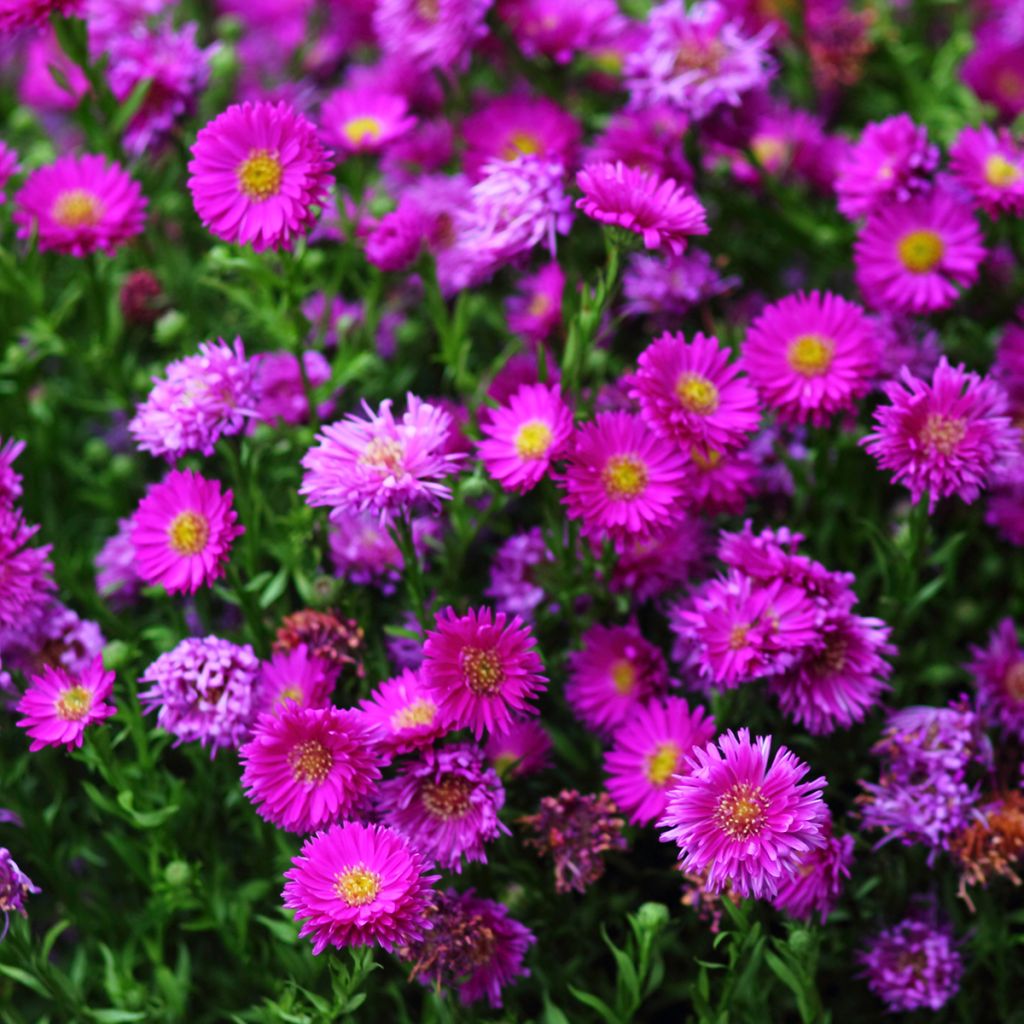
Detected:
left=962, top=30, right=1024, bottom=121
left=373, top=0, right=493, bottom=72
left=607, top=515, right=708, bottom=602
left=485, top=719, right=553, bottom=779
left=948, top=124, right=1024, bottom=218
left=320, top=87, right=416, bottom=155
left=658, top=728, right=828, bottom=898
left=505, top=261, right=565, bottom=344
left=16, top=656, right=116, bottom=752
left=966, top=618, right=1024, bottom=741
left=770, top=817, right=853, bottom=923
left=255, top=646, right=335, bottom=716
left=0, top=437, right=25, bottom=512
left=0, top=142, right=17, bottom=204
left=498, top=0, right=625, bottom=64
left=679, top=444, right=759, bottom=515
left=0, top=509, right=55, bottom=632
left=359, top=668, right=446, bottom=755
left=252, top=350, right=332, bottom=426
left=0, top=0, right=81, bottom=34
left=282, top=821, right=438, bottom=954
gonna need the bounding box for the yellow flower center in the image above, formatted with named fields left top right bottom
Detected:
left=1005, top=662, right=1024, bottom=702
left=237, top=149, right=283, bottom=201
left=514, top=419, right=554, bottom=460
left=56, top=685, right=93, bottom=722
left=602, top=454, right=649, bottom=500
left=343, top=116, right=384, bottom=146
left=421, top=775, right=473, bottom=820
left=167, top=511, right=210, bottom=556
left=787, top=334, right=835, bottom=377
left=334, top=865, right=381, bottom=906
left=984, top=154, right=1022, bottom=188
left=919, top=413, right=966, bottom=456
left=360, top=436, right=405, bottom=473
left=461, top=647, right=505, bottom=696
left=690, top=446, right=723, bottom=472
left=288, top=739, right=334, bottom=784
left=503, top=131, right=543, bottom=159
left=728, top=624, right=750, bottom=650
left=527, top=292, right=551, bottom=317
left=645, top=741, right=682, bottom=787
left=751, top=135, right=789, bottom=170
left=390, top=698, right=438, bottom=731
left=52, top=189, right=104, bottom=228
left=275, top=685, right=302, bottom=708
left=897, top=229, right=944, bottom=274
left=714, top=782, right=769, bottom=840
left=675, top=373, right=720, bottom=414
left=610, top=658, right=636, bottom=695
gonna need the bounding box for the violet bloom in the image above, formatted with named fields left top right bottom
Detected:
left=0, top=509, right=55, bottom=632
left=329, top=511, right=435, bottom=594
left=485, top=719, right=553, bottom=779
left=770, top=816, right=853, bottom=923
left=607, top=515, right=708, bottom=602
left=498, top=0, right=625, bottom=64
left=0, top=437, right=25, bottom=511
left=505, top=261, right=565, bottom=345
left=252, top=351, right=331, bottom=426
left=0, top=142, right=18, bottom=205
left=966, top=618, right=1024, bottom=742
left=373, top=0, right=493, bottom=73
left=622, top=250, right=739, bottom=320
left=485, top=528, right=555, bottom=624
left=0, top=599, right=103, bottom=681
left=0, top=849, right=39, bottom=942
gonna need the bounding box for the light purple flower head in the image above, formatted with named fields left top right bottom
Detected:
left=770, top=815, right=853, bottom=923
left=623, top=249, right=738, bottom=320
left=0, top=510, right=55, bottom=634
left=485, top=528, right=555, bottom=624
left=373, top=0, right=493, bottom=72
left=966, top=618, right=1024, bottom=742
left=95, top=517, right=143, bottom=609
left=0, top=848, right=39, bottom=941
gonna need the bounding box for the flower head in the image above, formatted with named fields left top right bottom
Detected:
left=966, top=618, right=1024, bottom=742
left=770, top=816, right=853, bottom=923
left=359, top=669, right=446, bottom=756
left=255, top=646, right=335, bottom=717
left=16, top=656, right=116, bottom=752
left=485, top=528, right=555, bottom=624
left=274, top=610, right=365, bottom=683
left=950, top=790, right=1024, bottom=910
left=607, top=515, right=708, bottom=601
left=0, top=142, right=18, bottom=204
left=0, top=0, right=82, bottom=33
left=373, top=0, right=493, bottom=72
left=506, top=261, right=565, bottom=344
left=0, top=849, right=39, bottom=942
left=623, top=249, right=738, bottom=320
left=320, top=87, right=416, bottom=155
left=0, top=510, right=55, bottom=632
left=95, top=517, right=142, bottom=608
left=485, top=719, right=553, bottom=779
left=949, top=125, right=1024, bottom=218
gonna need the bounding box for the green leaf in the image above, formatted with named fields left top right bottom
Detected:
left=568, top=985, right=620, bottom=1024
left=89, top=1011, right=150, bottom=1023
left=0, top=965, right=51, bottom=998
left=109, top=77, right=152, bottom=137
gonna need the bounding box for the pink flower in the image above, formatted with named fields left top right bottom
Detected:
left=282, top=821, right=438, bottom=953
left=240, top=705, right=382, bottom=833
left=477, top=383, right=573, bottom=494
left=505, top=261, right=565, bottom=344
left=605, top=697, right=716, bottom=825
left=359, top=668, right=447, bottom=756
left=188, top=101, right=334, bottom=252
left=373, top=0, right=493, bottom=72
left=0, top=0, right=82, bottom=34
left=742, top=291, right=879, bottom=425
left=559, top=412, right=689, bottom=542
left=629, top=330, right=760, bottom=452
left=962, top=29, right=1024, bottom=121
left=16, top=656, right=116, bottom=753
left=485, top=719, right=553, bottom=779
left=0, top=142, right=18, bottom=204
left=861, top=357, right=1022, bottom=512
left=320, top=87, right=417, bottom=154
left=576, top=161, right=708, bottom=255
left=854, top=191, right=985, bottom=314
left=254, top=646, right=335, bottom=717
left=658, top=728, right=827, bottom=898
left=132, top=469, right=243, bottom=595
left=966, top=618, right=1024, bottom=742
left=770, top=816, right=853, bottom=923
left=498, top=0, right=625, bottom=65
left=421, top=606, right=547, bottom=739
left=949, top=125, right=1024, bottom=218
left=13, top=154, right=146, bottom=257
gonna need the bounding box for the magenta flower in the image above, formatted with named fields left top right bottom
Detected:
left=0, top=142, right=18, bottom=204
left=658, top=729, right=827, bottom=898
left=605, top=697, right=716, bottom=825
left=498, top=0, right=625, bottom=65
left=485, top=719, right=553, bottom=779
left=966, top=618, right=1024, bottom=741
left=770, top=816, right=853, bottom=924
left=679, top=444, right=759, bottom=516
left=301, top=395, right=464, bottom=524
left=283, top=821, right=438, bottom=954
left=252, top=350, right=331, bottom=427
left=364, top=198, right=429, bottom=272
left=421, top=606, right=547, bottom=739
left=576, top=161, right=708, bottom=255
left=359, top=668, right=446, bottom=756
left=607, top=515, right=708, bottom=602
left=854, top=191, right=985, bottom=314
left=132, top=469, right=243, bottom=596
left=566, top=621, right=670, bottom=735
left=13, top=154, right=146, bottom=257
left=629, top=330, right=760, bottom=452
left=0, top=0, right=81, bottom=33
left=477, top=383, right=574, bottom=494
left=240, top=705, right=382, bottom=834
left=949, top=124, right=1024, bottom=218
left=254, top=646, right=335, bottom=717
left=320, top=86, right=416, bottom=155
left=16, top=656, right=116, bottom=752
left=0, top=509, right=55, bottom=632
left=560, top=412, right=689, bottom=542
left=373, top=0, right=492, bottom=72
left=0, top=437, right=25, bottom=512
left=861, top=357, right=1021, bottom=512
left=95, top=517, right=142, bottom=609
left=961, top=29, right=1024, bottom=121
left=506, top=261, right=566, bottom=344
left=188, top=101, right=334, bottom=252
left=743, top=291, right=879, bottom=426
left=485, top=528, right=555, bottom=624
left=378, top=743, right=508, bottom=872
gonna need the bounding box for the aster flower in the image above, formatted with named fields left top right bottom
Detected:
left=301, top=395, right=464, bottom=525
left=0, top=510, right=55, bottom=632
left=378, top=744, right=508, bottom=872
left=0, top=437, right=25, bottom=512
left=402, top=889, right=535, bottom=1008
left=520, top=790, right=628, bottom=894
left=861, top=357, right=1021, bottom=512
left=560, top=411, right=689, bottom=543
left=607, top=515, right=708, bottom=601
left=139, top=636, right=260, bottom=755
left=129, top=337, right=260, bottom=461
left=0, top=849, right=39, bottom=943
left=950, top=790, right=1024, bottom=911
left=16, top=656, right=116, bottom=753
left=497, top=0, right=625, bottom=64
left=0, top=142, right=18, bottom=204
left=320, top=87, right=416, bottom=155
left=421, top=606, right=547, bottom=739
left=328, top=511, right=435, bottom=594
left=961, top=29, right=1024, bottom=121
left=252, top=351, right=332, bottom=427
left=255, top=646, right=335, bottom=716
left=283, top=821, right=438, bottom=954
left=131, top=469, right=243, bottom=596
left=622, top=250, right=738, bottom=320
left=241, top=705, right=382, bottom=833
left=576, top=162, right=708, bottom=256
left=625, top=0, right=775, bottom=120
left=359, top=669, right=446, bottom=756
left=485, top=719, right=553, bottom=779
left=585, top=106, right=693, bottom=184
left=485, top=528, right=555, bottom=624
left=605, top=697, right=717, bottom=825
left=854, top=191, right=985, bottom=314
left=373, top=0, right=493, bottom=72
left=364, top=198, right=429, bottom=272
left=13, top=154, right=146, bottom=257
left=678, top=442, right=759, bottom=515
left=658, top=729, right=827, bottom=898
left=505, top=262, right=565, bottom=345
left=834, top=115, right=938, bottom=220
left=188, top=101, right=334, bottom=252
left=629, top=330, right=760, bottom=452
left=0, top=0, right=82, bottom=36
left=949, top=124, right=1024, bottom=218
left=871, top=311, right=943, bottom=384
left=274, top=611, right=365, bottom=683
left=0, top=599, right=103, bottom=680
left=742, top=291, right=879, bottom=426
left=770, top=816, right=854, bottom=923
left=566, top=621, right=671, bottom=735
left=966, top=618, right=1024, bottom=741
left=477, top=383, right=573, bottom=494
left=859, top=917, right=962, bottom=1012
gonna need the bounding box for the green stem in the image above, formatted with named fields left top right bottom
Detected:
left=391, top=514, right=430, bottom=633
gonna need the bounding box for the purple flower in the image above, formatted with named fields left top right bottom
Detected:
left=485, top=528, right=555, bottom=624
left=0, top=849, right=39, bottom=942
left=770, top=816, right=853, bottom=923
left=966, top=618, right=1024, bottom=742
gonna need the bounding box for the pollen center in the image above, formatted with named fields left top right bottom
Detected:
left=52, top=188, right=103, bottom=228
left=421, top=775, right=473, bottom=820
left=504, top=131, right=542, bottom=159
left=275, top=685, right=303, bottom=708
left=984, top=154, right=1022, bottom=188
left=690, top=445, right=723, bottom=471
left=675, top=373, right=720, bottom=414
left=415, top=0, right=440, bottom=21
left=609, top=658, right=637, bottom=695
left=288, top=739, right=334, bottom=784
left=897, top=229, right=944, bottom=273
left=728, top=623, right=750, bottom=650
left=714, top=782, right=769, bottom=840
left=237, top=149, right=283, bottom=201
left=787, top=334, right=835, bottom=377
left=919, top=413, right=966, bottom=456
left=55, top=685, right=93, bottom=721
left=602, top=454, right=649, bottom=500
left=361, top=436, right=406, bottom=473
left=461, top=646, right=505, bottom=695
left=391, top=698, right=438, bottom=731
left=673, top=39, right=725, bottom=77
left=645, top=741, right=681, bottom=786
left=334, top=865, right=381, bottom=906
left=1005, top=662, right=1024, bottom=702
left=343, top=116, right=384, bottom=146
left=514, top=419, right=554, bottom=460
left=167, top=511, right=210, bottom=556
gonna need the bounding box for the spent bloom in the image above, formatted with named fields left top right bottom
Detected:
left=359, top=669, right=446, bottom=756
left=949, top=125, right=1024, bottom=219
left=274, top=610, right=365, bottom=683
left=254, top=646, right=335, bottom=717
left=16, top=656, right=116, bottom=753
left=966, top=618, right=1024, bottom=742
left=658, top=729, right=828, bottom=898
left=132, top=469, right=243, bottom=595
left=949, top=790, right=1024, bottom=910
left=283, top=821, right=438, bottom=954
left=319, top=86, right=416, bottom=155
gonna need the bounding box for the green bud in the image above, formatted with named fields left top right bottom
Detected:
left=636, top=902, right=670, bottom=931
left=154, top=309, right=187, bottom=345
left=788, top=929, right=813, bottom=955
left=164, top=860, right=191, bottom=887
